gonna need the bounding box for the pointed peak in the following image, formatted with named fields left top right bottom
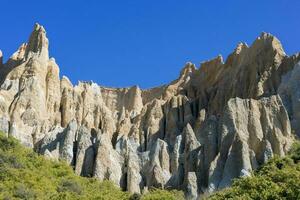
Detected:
left=224, top=42, right=248, bottom=66
left=49, top=57, right=56, bottom=63
left=184, top=123, right=194, bottom=133
left=256, top=32, right=282, bottom=46
left=259, top=32, right=275, bottom=40
left=62, top=75, right=71, bottom=82
left=129, top=85, right=141, bottom=91
left=201, top=55, right=223, bottom=66
left=24, top=23, right=49, bottom=61
left=217, top=54, right=224, bottom=63
left=259, top=32, right=269, bottom=38
left=34, top=23, right=46, bottom=33
left=61, top=75, right=73, bottom=88
left=234, top=42, right=248, bottom=55
left=9, top=43, right=27, bottom=61
left=183, top=123, right=196, bottom=142
left=180, top=62, right=196, bottom=77
left=199, top=55, right=224, bottom=74
left=183, top=123, right=200, bottom=150
left=252, top=32, right=286, bottom=56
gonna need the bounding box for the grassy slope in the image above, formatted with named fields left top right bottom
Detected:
left=0, top=132, right=184, bottom=200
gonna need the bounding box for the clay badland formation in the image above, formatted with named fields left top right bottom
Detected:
left=0, top=24, right=299, bottom=199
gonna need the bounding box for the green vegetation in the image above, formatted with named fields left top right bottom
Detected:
left=3, top=129, right=299, bottom=200
left=140, top=189, right=184, bottom=200
left=208, top=142, right=300, bottom=200
left=0, top=132, right=183, bottom=200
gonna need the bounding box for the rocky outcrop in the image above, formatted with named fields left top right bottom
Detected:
left=74, top=126, right=96, bottom=177
left=0, top=24, right=299, bottom=199
left=279, top=61, right=300, bottom=136
left=208, top=95, right=292, bottom=191
left=93, top=132, right=125, bottom=186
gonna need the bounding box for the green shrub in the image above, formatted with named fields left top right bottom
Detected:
left=14, top=184, right=36, bottom=200
left=289, top=141, right=300, bottom=163
left=141, top=188, right=184, bottom=200
left=57, top=179, right=83, bottom=195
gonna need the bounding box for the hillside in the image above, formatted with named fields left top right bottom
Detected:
left=0, top=23, right=299, bottom=199
left=0, top=132, right=183, bottom=200
left=0, top=130, right=299, bottom=200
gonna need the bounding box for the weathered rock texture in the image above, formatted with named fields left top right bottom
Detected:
left=279, top=61, right=300, bottom=137
left=0, top=24, right=299, bottom=199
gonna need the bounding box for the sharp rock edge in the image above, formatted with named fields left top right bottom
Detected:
left=0, top=24, right=300, bottom=199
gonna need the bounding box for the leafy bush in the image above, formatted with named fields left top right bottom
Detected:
left=141, top=188, right=184, bottom=200
left=14, top=184, right=36, bottom=200
left=289, top=141, right=300, bottom=163
left=57, top=179, right=83, bottom=195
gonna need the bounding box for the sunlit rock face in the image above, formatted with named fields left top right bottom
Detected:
left=0, top=24, right=299, bottom=199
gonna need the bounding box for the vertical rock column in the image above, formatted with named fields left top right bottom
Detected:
left=0, top=50, right=3, bottom=67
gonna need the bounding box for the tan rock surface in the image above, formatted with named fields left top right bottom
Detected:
left=0, top=24, right=299, bottom=198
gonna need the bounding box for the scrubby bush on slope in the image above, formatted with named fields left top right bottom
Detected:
left=139, top=189, right=184, bottom=200
left=4, top=129, right=299, bottom=200
left=0, top=132, right=183, bottom=200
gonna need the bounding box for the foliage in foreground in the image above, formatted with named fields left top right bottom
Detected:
left=140, top=188, right=184, bottom=200
left=3, top=129, right=299, bottom=200
left=0, top=132, right=183, bottom=200
left=208, top=142, right=300, bottom=200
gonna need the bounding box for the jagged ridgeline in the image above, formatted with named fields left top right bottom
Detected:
left=0, top=23, right=299, bottom=199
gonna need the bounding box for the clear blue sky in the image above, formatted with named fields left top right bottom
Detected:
left=0, top=0, right=299, bottom=88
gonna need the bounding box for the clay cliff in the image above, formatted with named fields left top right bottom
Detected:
left=0, top=24, right=299, bottom=199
